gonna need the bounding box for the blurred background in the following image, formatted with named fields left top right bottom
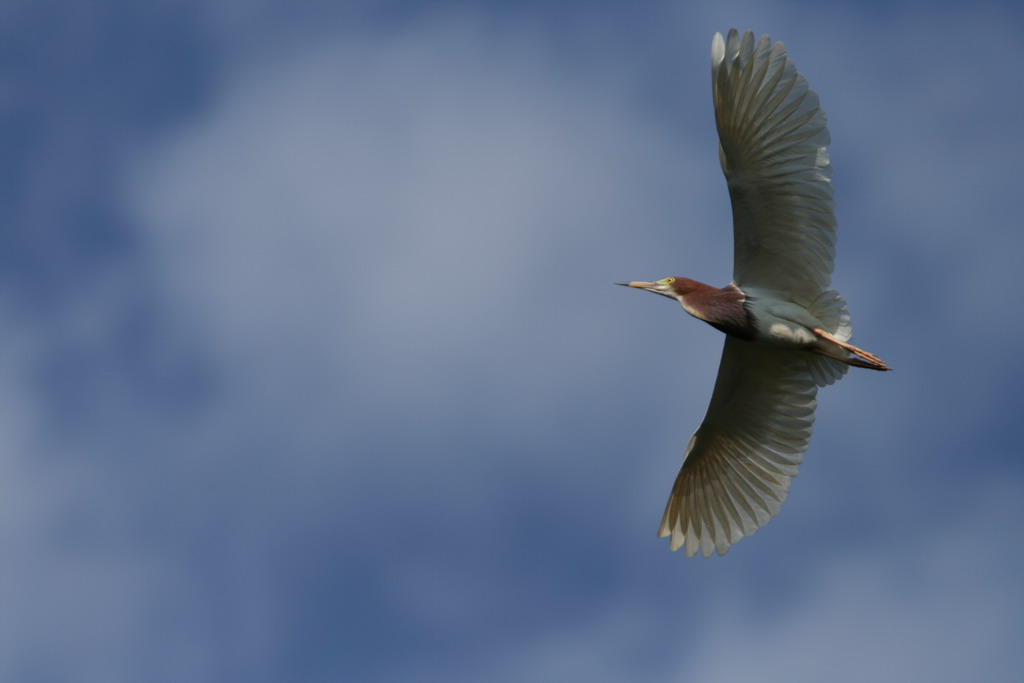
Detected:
left=3, top=1, right=1023, bottom=680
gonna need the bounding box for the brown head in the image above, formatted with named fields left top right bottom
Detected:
left=616, top=276, right=709, bottom=300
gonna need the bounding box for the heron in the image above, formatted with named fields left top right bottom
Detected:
left=619, top=29, right=890, bottom=558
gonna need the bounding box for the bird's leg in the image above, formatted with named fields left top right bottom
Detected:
left=812, top=328, right=891, bottom=371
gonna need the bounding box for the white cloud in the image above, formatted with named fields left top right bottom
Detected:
left=124, top=13, right=726, bottom=436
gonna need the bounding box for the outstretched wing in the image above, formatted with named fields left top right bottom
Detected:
left=712, top=29, right=836, bottom=305
left=659, top=337, right=818, bottom=557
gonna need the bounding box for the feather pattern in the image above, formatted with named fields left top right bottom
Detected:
left=712, top=29, right=836, bottom=305
left=659, top=338, right=819, bottom=556
left=805, top=289, right=852, bottom=386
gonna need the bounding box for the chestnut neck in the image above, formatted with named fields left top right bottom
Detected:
left=671, top=279, right=756, bottom=340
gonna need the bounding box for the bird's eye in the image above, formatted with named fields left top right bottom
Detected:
left=663, top=277, right=675, bottom=285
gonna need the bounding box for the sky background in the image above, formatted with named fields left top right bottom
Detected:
left=3, top=1, right=1024, bottom=681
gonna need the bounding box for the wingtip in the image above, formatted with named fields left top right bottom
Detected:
left=711, top=32, right=725, bottom=64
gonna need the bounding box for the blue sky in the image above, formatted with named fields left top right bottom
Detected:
left=4, top=1, right=1024, bottom=680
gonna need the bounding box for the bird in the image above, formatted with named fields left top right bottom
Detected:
left=618, top=28, right=890, bottom=558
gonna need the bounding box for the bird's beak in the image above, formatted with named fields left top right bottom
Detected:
left=616, top=280, right=676, bottom=300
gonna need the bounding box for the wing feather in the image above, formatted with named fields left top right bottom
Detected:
left=658, top=337, right=819, bottom=556
left=712, top=29, right=836, bottom=304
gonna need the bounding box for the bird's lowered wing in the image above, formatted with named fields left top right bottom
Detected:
left=659, top=337, right=818, bottom=556
left=712, top=29, right=836, bottom=304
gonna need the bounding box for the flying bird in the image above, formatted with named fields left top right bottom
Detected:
left=619, top=29, right=890, bottom=557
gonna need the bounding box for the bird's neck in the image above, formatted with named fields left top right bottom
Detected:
left=678, top=281, right=756, bottom=340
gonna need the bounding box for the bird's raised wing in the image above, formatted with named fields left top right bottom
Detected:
left=659, top=337, right=818, bottom=557
left=712, top=29, right=835, bottom=304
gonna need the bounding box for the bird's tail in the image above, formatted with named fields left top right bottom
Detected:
left=809, top=290, right=852, bottom=341
left=805, top=290, right=852, bottom=386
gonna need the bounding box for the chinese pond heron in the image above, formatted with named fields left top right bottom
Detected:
left=619, top=29, right=889, bottom=558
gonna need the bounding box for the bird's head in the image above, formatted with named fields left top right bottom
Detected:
left=616, top=277, right=686, bottom=301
